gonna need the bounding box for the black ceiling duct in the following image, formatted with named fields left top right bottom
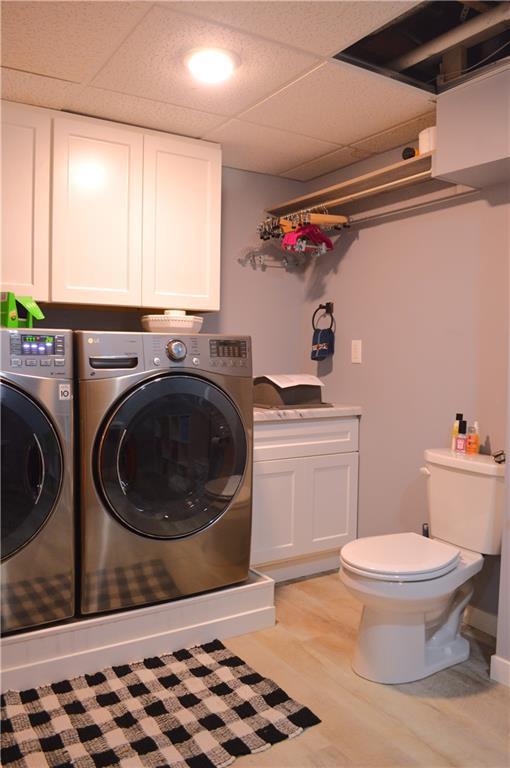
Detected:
left=334, top=1, right=510, bottom=93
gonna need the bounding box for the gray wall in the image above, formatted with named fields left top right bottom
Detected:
left=201, top=167, right=305, bottom=376
left=301, top=182, right=508, bottom=537
left=297, top=151, right=509, bottom=621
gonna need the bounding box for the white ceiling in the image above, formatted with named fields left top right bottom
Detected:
left=1, top=1, right=436, bottom=180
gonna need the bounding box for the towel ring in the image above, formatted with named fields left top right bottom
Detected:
left=312, top=302, right=334, bottom=330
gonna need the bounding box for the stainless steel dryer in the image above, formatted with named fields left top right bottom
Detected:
left=1, top=328, right=74, bottom=634
left=76, top=331, right=253, bottom=615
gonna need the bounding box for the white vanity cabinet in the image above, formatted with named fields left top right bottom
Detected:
left=1, top=102, right=51, bottom=300
left=250, top=412, right=359, bottom=581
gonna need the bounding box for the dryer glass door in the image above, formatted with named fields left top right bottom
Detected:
left=0, top=382, right=63, bottom=560
left=97, top=375, right=247, bottom=538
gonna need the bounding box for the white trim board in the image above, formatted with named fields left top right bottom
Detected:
left=464, top=605, right=498, bottom=638
left=1, top=571, right=275, bottom=692
left=254, top=552, right=340, bottom=583
left=490, top=654, right=510, bottom=687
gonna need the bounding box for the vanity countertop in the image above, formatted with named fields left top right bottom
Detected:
left=253, top=404, right=362, bottom=422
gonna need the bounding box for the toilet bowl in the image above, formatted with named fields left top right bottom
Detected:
left=341, top=449, right=504, bottom=685
left=340, top=533, right=483, bottom=684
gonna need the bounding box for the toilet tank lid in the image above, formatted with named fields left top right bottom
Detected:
left=425, top=449, right=504, bottom=477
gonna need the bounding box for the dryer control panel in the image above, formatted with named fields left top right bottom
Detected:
left=2, top=328, right=73, bottom=378
left=75, top=332, right=252, bottom=379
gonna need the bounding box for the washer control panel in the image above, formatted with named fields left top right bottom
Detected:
left=145, top=334, right=251, bottom=376
left=3, top=329, right=72, bottom=378
left=209, top=338, right=248, bottom=370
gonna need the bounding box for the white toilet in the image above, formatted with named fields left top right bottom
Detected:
left=340, top=449, right=505, bottom=684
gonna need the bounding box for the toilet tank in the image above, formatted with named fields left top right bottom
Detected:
left=424, top=449, right=505, bottom=555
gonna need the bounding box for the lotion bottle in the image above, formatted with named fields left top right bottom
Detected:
left=455, top=420, right=467, bottom=453
left=451, top=412, right=463, bottom=450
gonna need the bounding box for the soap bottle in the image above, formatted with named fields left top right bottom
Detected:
left=455, top=420, right=467, bottom=453
left=451, top=412, right=463, bottom=450
left=466, top=421, right=480, bottom=454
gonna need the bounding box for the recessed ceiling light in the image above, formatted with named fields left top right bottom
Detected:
left=185, top=48, right=238, bottom=85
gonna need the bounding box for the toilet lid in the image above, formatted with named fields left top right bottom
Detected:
left=340, top=533, right=460, bottom=582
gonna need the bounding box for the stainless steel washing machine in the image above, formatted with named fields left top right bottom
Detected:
left=76, top=331, right=253, bottom=615
left=1, top=328, right=74, bottom=634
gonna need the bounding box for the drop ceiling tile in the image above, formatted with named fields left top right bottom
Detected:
left=241, top=60, right=435, bottom=145
left=203, top=119, right=339, bottom=175
left=170, top=1, right=420, bottom=57
left=92, top=5, right=320, bottom=116
left=1, top=2, right=150, bottom=83
left=64, top=87, right=226, bottom=137
left=1, top=68, right=84, bottom=110
left=352, top=111, right=437, bottom=154
left=282, top=146, right=373, bottom=181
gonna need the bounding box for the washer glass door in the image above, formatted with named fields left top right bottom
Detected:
left=1, top=382, right=63, bottom=560
left=97, top=375, right=247, bottom=538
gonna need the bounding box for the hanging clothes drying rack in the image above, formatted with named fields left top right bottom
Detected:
left=255, top=205, right=349, bottom=265
left=250, top=152, right=477, bottom=268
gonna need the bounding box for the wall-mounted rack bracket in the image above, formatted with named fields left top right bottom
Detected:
left=266, top=153, right=436, bottom=218
left=264, top=152, right=477, bottom=226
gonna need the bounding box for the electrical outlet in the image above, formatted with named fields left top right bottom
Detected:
left=351, top=339, right=362, bottom=364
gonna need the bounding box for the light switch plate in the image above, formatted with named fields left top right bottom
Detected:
left=351, top=339, right=362, bottom=364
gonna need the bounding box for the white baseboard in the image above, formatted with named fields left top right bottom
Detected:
left=1, top=571, right=275, bottom=692
left=490, top=654, right=510, bottom=687
left=253, top=551, right=340, bottom=583
left=464, top=605, right=498, bottom=637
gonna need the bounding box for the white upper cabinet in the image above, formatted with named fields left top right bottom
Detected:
left=1, top=102, right=222, bottom=309
left=434, top=64, right=510, bottom=188
left=52, top=116, right=143, bottom=306
left=1, top=101, right=51, bottom=300
left=142, top=133, right=221, bottom=311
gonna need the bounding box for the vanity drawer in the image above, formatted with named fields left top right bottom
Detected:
left=254, top=417, right=359, bottom=461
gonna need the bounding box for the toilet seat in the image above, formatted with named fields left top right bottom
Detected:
left=340, top=532, right=460, bottom=582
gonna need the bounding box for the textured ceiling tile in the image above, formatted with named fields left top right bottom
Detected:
left=202, top=119, right=339, bottom=175
left=242, top=61, right=435, bottom=145
left=282, top=146, right=373, bottom=181
left=92, top=5, right=319, bottom=116
left=169, top=1, right=420, bottom=57
left=1, top=2, right=150, bottom=83
left=1, top=68, right=84, bottom=110
left=352, top=111, right=437, bottom=154
left=64, top=87, right=227, bottom=137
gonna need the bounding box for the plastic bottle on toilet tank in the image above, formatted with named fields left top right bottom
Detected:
left=466, top=422, right=480, bottom=454
left=451, top=413, right=463, bottom=450
left=455, top=420, right=467, bottom=453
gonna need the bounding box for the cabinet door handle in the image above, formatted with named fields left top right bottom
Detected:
left=419, top=466, right=430, bottom=477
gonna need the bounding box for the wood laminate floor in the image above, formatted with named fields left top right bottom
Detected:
left=227, top=573, right=509, bottom=768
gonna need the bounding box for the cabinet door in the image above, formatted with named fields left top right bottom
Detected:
left=142, top=133, right=221, bottom=311
left=251, top=457, right=307, bottom=566
left=305, top=452, right=358, bottom=554
left=52, top=116, right=143, bottom=306
left=1, top=102, right=50, bottom=300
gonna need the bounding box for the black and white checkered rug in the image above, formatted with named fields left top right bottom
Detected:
left=1, top=639, right=320, bottom=768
